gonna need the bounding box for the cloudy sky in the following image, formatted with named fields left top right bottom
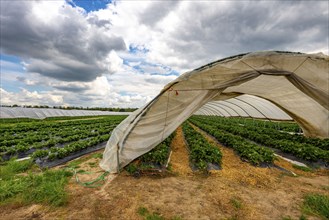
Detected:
left=1, top=0, right=328, bottom=108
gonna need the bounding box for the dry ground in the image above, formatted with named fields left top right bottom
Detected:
left=1, top=126, right=328, bottom=220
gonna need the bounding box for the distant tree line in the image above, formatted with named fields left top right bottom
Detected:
left=1, top=104, right=137, bottom=112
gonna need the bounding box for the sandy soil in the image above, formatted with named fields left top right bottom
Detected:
left=1, top=126, right=328, bottom=220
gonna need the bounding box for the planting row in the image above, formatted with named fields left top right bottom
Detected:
left=182, top=122, right=222, bottom=171
left=191, top=116, right=329, bottom=163
left=31, top=134, right=110, bottom=161
left=202, top=116, right=329, bottom=150
left=125, top=133, right=175, bottom=175
left=239, top=117, right=301, bottom=133
left=0, top=116, right=125, bottom=141
left=0, top=123, right=116, bottom=149
left=189, top=119, right=275, bottom=165
left=0, top=116, right=126, bottom=161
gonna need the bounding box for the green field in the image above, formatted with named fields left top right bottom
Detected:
left=189, top=116, right=329, bottom=165
left=0, top=115, right=126, bottom=163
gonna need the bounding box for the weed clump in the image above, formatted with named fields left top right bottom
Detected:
left=0, top=159, right=73, bottom=206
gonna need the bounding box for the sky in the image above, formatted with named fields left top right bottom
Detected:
left=0, top=0, right=328, bottom=108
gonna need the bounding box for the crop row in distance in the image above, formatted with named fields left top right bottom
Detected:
left=189, top=116, right=329, bottom=165
left=0, top=116, right=126, bottom=163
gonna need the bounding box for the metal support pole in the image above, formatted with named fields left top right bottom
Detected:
left=116, top=144, right=120, bottom=173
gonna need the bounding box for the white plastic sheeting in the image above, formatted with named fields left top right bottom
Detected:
left=195, top=94, right=292, bottom=120
left=0, top=107, right=130, bottom=119
left=100, top=51, right=329, bottom=173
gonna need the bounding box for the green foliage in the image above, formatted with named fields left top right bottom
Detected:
left=126, top=164, right=138, bottom=174
left=302, top=193, right=329, bottom=219
left=22, top=170, right=73, bottom=206
left=230, top=197, right=242, bottom=209
left=189, top=118, right=274, bottom=165
left=91, top=153, right=103, bottom=159
left=125, top=133, right=175, bottom=174
left=0, top=158, right=33, bottom=180
left=137, top=207, right=165, bottom=220
left=190, top=116, right=329, bottom=164
left=292, top=164, right=313, bottom=172
left=140, top=143, right=170, bottom=165
left=31, top=149, right=49, bottom=159
left=299, top=215, right=308, bottom=220
left=138, top=206, right=149, bottom=216
left=1, top=116, right=125, bottom=163
left=182, top=123, right=222, bottom=171
left=140, top=134, right=174, bottom=166
left=146, top=213, right=165, bottom=220
left=0, top=160, right=73, bottom=206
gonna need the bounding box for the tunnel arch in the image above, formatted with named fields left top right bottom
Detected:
left=101, top=51, right=329, bottom=173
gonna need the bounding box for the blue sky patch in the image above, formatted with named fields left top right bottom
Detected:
left=70, top=0, right=112, bottom=12
left=128, top=44, right=150, bottom=54
left=1, top=54, right=22, bottom=64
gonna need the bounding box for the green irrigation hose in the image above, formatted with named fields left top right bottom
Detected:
left=65, top=167, right=110, bottom=188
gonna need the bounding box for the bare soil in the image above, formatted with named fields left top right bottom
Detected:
left=1, top=126, right=328, bottom=220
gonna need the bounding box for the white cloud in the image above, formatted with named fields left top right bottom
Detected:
left=1, top=0, right=126, bottom=82
left=1, top=88, right=63, bottom=106
left=106, top=1, right=328, bottom=71
left=1, top=0, right=328, bottom=108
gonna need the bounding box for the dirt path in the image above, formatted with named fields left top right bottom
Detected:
left=170, top=126, right=192, bottom=176
left=1, top=128, right=328, bottom=220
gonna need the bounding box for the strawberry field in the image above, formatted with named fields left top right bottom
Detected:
left=189, top=116, right=329, bottom=166
left=2, top=115, right=328, bottom=170
left=0, top=116, right=126, bottom=166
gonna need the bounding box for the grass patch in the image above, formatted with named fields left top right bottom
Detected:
left=0, top=159, right=73, bottom=207
left=292, top=164, right=313, bottom=172
left=302, top=193, right=329, bottom=219
left=138, top=206, right=149, bottom=216
left=146, top=213, right=164, bottom=220
left=230, top=197, right=242, bottom=209
left=137, top=207, right=165, bottom=220
left=91, top=153, right=103, bottom=159
left=66, top=152, right=102, bottom=169
left=88, top=162, right=97, bottom=167
left=299, top=215, right=307, bottom=220
left=66, top=156, right=93, bottom=168
left=0, top=158, right=34, bottom=180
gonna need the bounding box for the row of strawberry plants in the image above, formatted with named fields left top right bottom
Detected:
left=125, top=133, right=175, bottom=174
left=200, top=116, right=329, bottom=150
left=0, top=117, right=124, bottom=142
left=191, top=116, right=328, bottom=163
left=31, top=134, right=110, bottom=161
left=0, top=124, right=113, bottom=147
left=0, top=116, right=125, bottom=160
left=0, top=115, right=126, bottom=134
left=189, top=119, right=275, bottom=165
left=0, top=126, right=115, bottom=156
left=241, top=117, right=300, bottom=133
left=194, top=116, right=329, bottom=161
left=139, top=133, right=175, bottom=165
left=182, top=122, right=222, bottom=171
